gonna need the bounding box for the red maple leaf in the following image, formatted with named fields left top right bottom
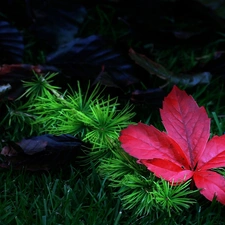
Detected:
left=119, top=86, right=225, bottom=204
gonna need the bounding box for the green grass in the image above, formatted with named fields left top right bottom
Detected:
left=0, top=165, right=126, bottom=225
left=0, top=164, right=224, bottom=225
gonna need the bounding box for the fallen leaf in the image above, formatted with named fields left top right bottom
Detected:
left=129, top=48, right=212, bottom=87
left=1, top=134, right=83, bottom=170
left=30, top=2, right=87, bottom=48
left=130, top=88, right=165, bottom=106
left=119, top=86, right=225, bottom=204
left=0, top=20, right=24, bottom=63
left=47, top=35, right=138, bottom=87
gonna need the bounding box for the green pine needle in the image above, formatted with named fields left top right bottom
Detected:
left=153, top=179, right=197, bottom=217
left=21, top=74, right=135, bottom=150
left=99, top=145, right=198, bottom=217
left=80, top=98, right=135, bottom=148
left=17, top=72, right=61, bottom=101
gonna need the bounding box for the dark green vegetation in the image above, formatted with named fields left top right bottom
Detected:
left=1, top=0, right=225, bottom=224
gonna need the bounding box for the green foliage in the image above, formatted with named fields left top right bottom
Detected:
left=17, top=73, right=135, bottom=151
left=0, top=166, right=125, bottom=225
left=99, top=145, right=198, bottom=217
left=0, top=166, right=223, bottom=225
left=0, top=72, right=61, bottom=143
left=1, top=73, right=225, bottom=224
left=1, top=3, right=225, bottom=224
left=0, top=101, right=37, bottom=141
left=17, top=72, right=61, bottom=101
left=153, top=179, right=197, bottom=217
